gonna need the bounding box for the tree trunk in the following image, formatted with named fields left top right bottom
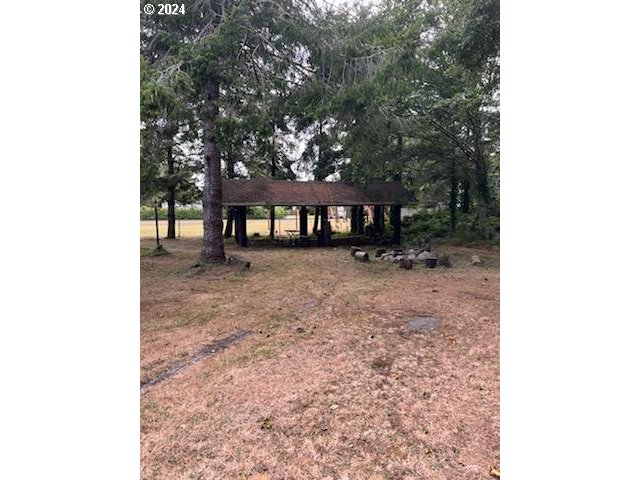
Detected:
left=166, top=145, right=176, bottom=239
left=154, top=206, right=160, bottom=248
left=448, top=158, right=458, bottom=232
left=224, top=154, right=235, bottom=238
left=269, top=148, right=276, bottom=239
left=461, top=178, right=471, bottom=213
left=471, top=117, right=490, bottom=239
left=269, top=207, right=276, bottom=239
left=200, top=79, right=225, bottom=263
left=395, top=133, right=403, bottom=179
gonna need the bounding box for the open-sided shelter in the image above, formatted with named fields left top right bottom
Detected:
left=222, top=179, right=414, bottom=247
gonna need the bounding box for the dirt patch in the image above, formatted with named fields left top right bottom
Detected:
left=406, top=315, right=439, bottom=331
left=140, top=330, right=251, bottom=393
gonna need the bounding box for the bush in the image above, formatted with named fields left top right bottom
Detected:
left=141, top=205, right=290, bottom=221
left=275, top=206, right=288, bottom=219
left=140, top=206, right=159, bottom=220
left=247, top=206, right=268, bottom=219
left=247, top=206, right=288, bottom=219
left=402, top=209, right=500, bottom=243
left=140, top=206, right=203, bottom=220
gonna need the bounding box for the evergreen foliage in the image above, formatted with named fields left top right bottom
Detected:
left=139, top=0, right=500, bottom=250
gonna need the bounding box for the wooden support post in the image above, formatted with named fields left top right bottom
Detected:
left=299, top=206, right=308, bottom=236
left=234, top=207, right=240, bottom=244
left=391, top=205, right=402, bottom=245
left=235, top=206, right=248, bottom=247
left=350, top=206, right=357, bottom=233
left=356, top=205, right=364, bottom=235
left=373, top=205, right=384, bottom=236
left=241, top=206, right=248, bottom=247
left=323, top=206, right=331, bottom=246
left=224, top=207, right=234, bottom=238
left=318, top=206, right=329, bottom=246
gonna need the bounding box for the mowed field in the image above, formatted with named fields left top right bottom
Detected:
left=140, top=238, right=499, bottom=479
left=141, top=217, right=350, bottom=238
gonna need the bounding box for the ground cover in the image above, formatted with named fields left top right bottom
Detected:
left=140, top=238, right=499, bottom=480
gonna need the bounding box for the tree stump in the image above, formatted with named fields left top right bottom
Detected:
left=399, top=258, right=413, bottom=270
left=354, top=251, right=369, bottom=262
left=351, top=246, right=363, bottom=256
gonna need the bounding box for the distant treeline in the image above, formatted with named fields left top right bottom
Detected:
left=140, top=206, right=203, bottom=220
left=140, top=206, right=288, bottom=221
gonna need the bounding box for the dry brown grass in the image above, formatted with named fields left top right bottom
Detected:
left=141, top=238, right=499, bottom=480
left=141, top=218, right=350, bottom=239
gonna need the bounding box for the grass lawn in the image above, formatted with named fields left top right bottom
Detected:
left=141, top=217, right=351, bottom=239
left=140, top=238, right=499, bottom=479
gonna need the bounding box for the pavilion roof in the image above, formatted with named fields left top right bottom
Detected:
left=221, top=179, right=414, bottom=207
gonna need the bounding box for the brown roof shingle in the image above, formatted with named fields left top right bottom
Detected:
left=222, top=179, right=414, bottom=206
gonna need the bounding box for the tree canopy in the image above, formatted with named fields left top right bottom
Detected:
left=139, top=0, right=500, bottom=259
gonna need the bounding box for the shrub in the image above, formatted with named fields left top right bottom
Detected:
left=247, top=206, right=288, bottom=219
left=140, top=206, right=203, bottom=220
left=402, top=209, right=500, bottom=243
left=176, top=207, right=204, bottom=220
left=275, top=206, right=288, bottom=219
left=140, top=206, right=159, bottom=220
left=140, top=205, right=290, bottom=221
left=247, top=206, right=268, bottom=219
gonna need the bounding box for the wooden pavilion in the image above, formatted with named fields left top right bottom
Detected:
left=222, top=179, right=414, bottom=247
